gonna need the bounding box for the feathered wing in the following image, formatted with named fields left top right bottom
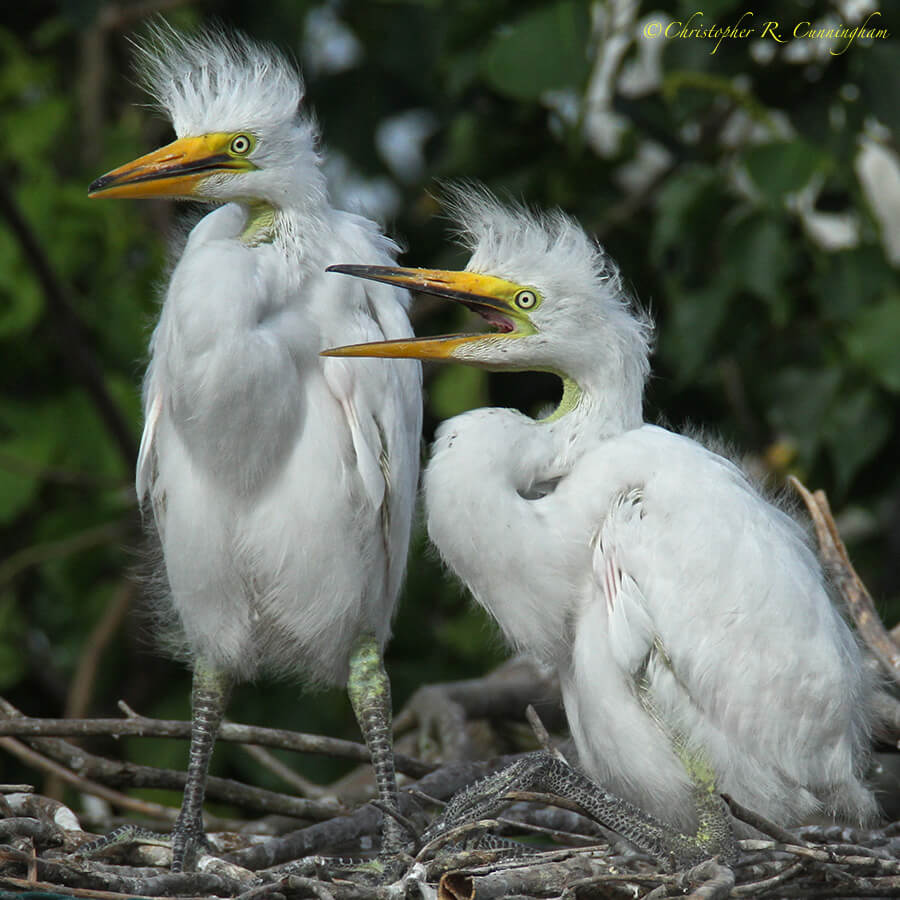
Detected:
left=565, top=483, right=694, bottom=828
left=577, top=426, right=876, bottom=827
left=321, top=223, right=422, bottom=632
left=136, top=376, right=162, bottom=507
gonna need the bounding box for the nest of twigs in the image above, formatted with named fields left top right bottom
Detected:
left=1, top=482, right=899, bottom=899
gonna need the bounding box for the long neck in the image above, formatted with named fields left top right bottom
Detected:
left=542, top=367, right=644, bottom=447
left=239, top=161, right=330, bottom=263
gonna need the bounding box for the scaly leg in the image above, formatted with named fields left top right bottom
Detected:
left=347, top=633, right=405, bottom=856
left=423, top=751, right=737, bottom=869
left=171, top=661, right=232, bottom=872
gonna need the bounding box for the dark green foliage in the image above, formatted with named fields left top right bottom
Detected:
left=2, top=0, right=898, bottom=811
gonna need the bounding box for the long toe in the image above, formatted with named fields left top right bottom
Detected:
left=171, top=810, right=211, bottom=872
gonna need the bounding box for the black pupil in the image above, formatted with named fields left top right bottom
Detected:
left=520, top=292, right=532, bottom=306
left=234, top=138, right=247, bottom=151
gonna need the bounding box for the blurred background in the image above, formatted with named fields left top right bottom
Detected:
left=2, top=0, right=899, bottom=813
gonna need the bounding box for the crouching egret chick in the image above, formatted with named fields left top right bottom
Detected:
left=323, top=189, right=876, bottom=863
left=89, top=26, right=421, bottom=871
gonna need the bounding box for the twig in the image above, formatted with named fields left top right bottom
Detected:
left=283, top=875, right=338, bottom=900
left=0, top=697, right=333, bottom=824
left=731, top=860, right=806, bottom=896
left=416, top=818, right=503, bottom=863
left=493, top=814, right=599, bottom=847
left=682, top=858, right=735, bottom=899
left=0, top=521, right=128, bottom=588
left=240, top=743, right=330, bottom=799
left=524, top=705, right=566, bottom=763
left=0, top=817, right=64, bottom=847
left=723, top=794, right=805, bottom=846
left=393, top=659, right=562, bottom=734
left=0, top=874, right=151, bottom=900
left=502, top=789, right=590, bottom=819
left=66, top=583, right=134, bottom=720
left=97, top=0, right=194, bottom=31
left=0, top=735, right=179, bottom=824
left=440, top=851, right=658, bottom=900
left=369, top=799, right=421, bottom=848
left=0, top=712, right=433, bottom=778
left=740, top=839, right=900, bottom=873
left=1, top=844, right=249, bottom=896
left=789, top=476, right=900, bottom=687
left=0, top=451, right=124, bottom=488
left=240, top=758, right=512, bottom=870
left=6, top=730, right=340, bottom=821
left=45, top=583, right=134, bottom=802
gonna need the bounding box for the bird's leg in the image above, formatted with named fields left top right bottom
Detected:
left=171, top=661, right=232, bottom=872
left=423, top=751, right=736, bottom=869
left=347, top=632, right=406, bottom=856
left=634, top=655, right=737, bottom=865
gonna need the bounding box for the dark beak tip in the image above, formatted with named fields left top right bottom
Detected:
left=326, top=264, right=376, bottom=276
left=88, top=176, right=110, bottom=196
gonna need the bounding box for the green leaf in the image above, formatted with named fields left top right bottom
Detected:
left=744, top=141, right=828, bottom=206
left=722, top=213, right=791, bottom=325
left=822, top=385, right=891, bottom=493
left=659, top=281, right=731, bottom=383
left=676, top=0, right=743, bottom=15
left=812, top=245, right=895, bottom=322
left=481, top=1, right=591, bottom=101
left=650, top=166, right=720, bottom=266
left=858, top=41, right=900, bottom=134
left=843, top=295, right=900, bottom=391
left=767, top=367, right=841, bottom=463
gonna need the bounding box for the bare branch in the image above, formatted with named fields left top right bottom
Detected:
left=0, top=711, right=433, bottom=779
left=240, top=743, right=332, bottom=799
left=0, top=522, right=128, bottom=589
left=0, top=735, right=178, bottom=824
left=789, top=476, right=900, bottom=687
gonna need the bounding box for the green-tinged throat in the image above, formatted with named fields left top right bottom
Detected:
left=542, top=375, right=583, bottom=422
left=241, top=200, right=276, bottom=246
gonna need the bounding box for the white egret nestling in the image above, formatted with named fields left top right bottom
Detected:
left=323, top=189, right=875, bottom=863
left=89, top=26, right=421, bottom=870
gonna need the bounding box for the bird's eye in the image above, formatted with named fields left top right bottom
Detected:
left=230, top=134, right=252, bottom=155
left=515, top=289, right=538, bottom=310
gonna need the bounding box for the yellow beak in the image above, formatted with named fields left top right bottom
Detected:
left=322, top=265, right=528, bottom=361
left=88, top=134, right=252, bottom=200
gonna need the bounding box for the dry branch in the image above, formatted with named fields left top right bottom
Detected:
left=0, top=713, right=433, bottom=780
left=789, top=476, right=900, bottom=687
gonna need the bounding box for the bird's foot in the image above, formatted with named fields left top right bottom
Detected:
left=70, top=823, right=172, bottom=859
left=419, top=751, right=549, bottom=850
left=171, top=808, right=214, bottom=872
left=71, top=819, right=221, bottom=871
left=265, top=850, right=413, bottom=886
left=421, top=751, right=738, bottom=870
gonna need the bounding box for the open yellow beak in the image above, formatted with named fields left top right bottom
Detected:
left=88, top=134, right=252, bottom=200
left=322, top=265, right=530, bottom=361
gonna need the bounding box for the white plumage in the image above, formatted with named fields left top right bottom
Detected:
left=142, top=201, right=418, bottom=683
left=325, top=189, right=876, bottom=833
left=90, top=25, right=421, bottom=868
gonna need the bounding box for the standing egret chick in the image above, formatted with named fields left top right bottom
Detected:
left=323, top=190, right=876, bottom=862
left=89, top=26, right=421, bottom=871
